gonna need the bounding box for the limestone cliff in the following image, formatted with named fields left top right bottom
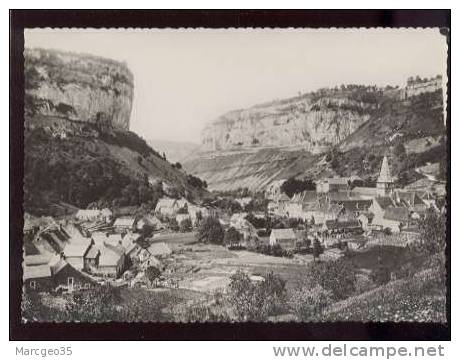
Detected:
left=24, top=48, right=134, bottom=130
left=201, top=89, right=379, bottom=153
left=185, top=86, right=445, bottom=192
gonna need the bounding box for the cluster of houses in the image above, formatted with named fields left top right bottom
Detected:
left=22, top=195, right=209, bottom=294
left=23, top=154, right=446, bottom=292
left=265, top=156, right=444, bottom=249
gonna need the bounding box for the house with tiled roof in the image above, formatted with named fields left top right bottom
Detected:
left=136, top=214, right=166, bottom=231
left=265, top=179, right=287, bottom=200
left=96, top=242, right=128, bottom=278
left=51, top=259, right=96, bottom=292
left=323, top=219, right=362, bottom=232
left=316, top=177, right=351, bottom=193
left=63, top=241, right=92, bottom=271
left=23, top=264, right=52, bottom=292
left=155, top=197, right=190, bottom=217
left=113, top=217, right=136, bottom=232
left=350, top=186, right=378, bottom=199
left=269, top=228, right=297, bottom=249
left=146, top=242, right=172, bottom=258
left=371, top=201, right=410, bottom=233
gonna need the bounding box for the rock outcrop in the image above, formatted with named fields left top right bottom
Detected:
left=185, top=86, right=445, bottom=191
left=24, top=48, right=134, bottom=130
left=201, top=90, right=378, bottom=153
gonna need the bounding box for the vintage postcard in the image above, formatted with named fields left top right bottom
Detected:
left=20, top=28, right=448, bottom=324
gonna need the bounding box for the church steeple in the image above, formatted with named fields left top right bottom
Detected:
left=376, top=156, right=394, bottom=196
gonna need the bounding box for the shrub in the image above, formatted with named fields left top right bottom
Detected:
left=224, top=227, right=242, bottom=247
left=179, top=218, right=193, bottom=232
left=289, top=285, right=333, bottom=321
left=371, top=265, right=391, bottom=285
left=196, top=216, right=225, bottom=244
left=312, top=238, right=323, bottom=261
left=145, top=266, right=162, bottom=287
left=304, top=259, right=356, bottom=300
left=163, top=218, right=177, bottom=232
left=383, top=227, right=392, bottom=235
left=227, top=270, right=286, bottom=321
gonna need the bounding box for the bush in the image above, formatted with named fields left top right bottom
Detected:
left=145, top=266, right=162, bottom=287
left=280, top=177, right=316, bottom=197
left=371, top=266, right=391, bottom=285
left=304, top=259, right=356, bottom=300
left=196, top=216, right=225, bottom=244
left=289, top=285, right=333, bottom=321
left=383, top=227, right=392, bottom=235
left=224, top=227, right=242, bottom=247
left=179, top=218, right=193, bottom=232
left=227, top=271, right=286, bottom=321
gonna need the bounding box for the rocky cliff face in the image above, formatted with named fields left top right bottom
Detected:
left=185, top=86, right=445, bottom=191
left=24, top=48, right=134, bottom=130
left=201, top=90, right=378, bottom=153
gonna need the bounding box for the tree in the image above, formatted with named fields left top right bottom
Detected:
left=438, top=160, right=447, bottom=181
left=280, top=177, right=316, bottom=197
left=224, top=227, right=242, bottom=247
left=394, top=142, right=406, bottom=158
left=312, top=238, right=322, bottom=262
left=196, top=216, right=225, bottom=244
left=179, top=217, right=192, bottom=232
left=174, top=162, right=182, bottom=169
left=418, top=208, right=446, bottom=254
left=145, top=266, right=162, bottom=287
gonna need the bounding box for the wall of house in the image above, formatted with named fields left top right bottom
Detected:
left=94, top=265, right=118, bottom=277
left=53, top=265, right=95, bottom=291
left=24, top=277, right=53, bottom=292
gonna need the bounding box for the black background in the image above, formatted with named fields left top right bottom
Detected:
left=10, top=9, right=450, bottom=341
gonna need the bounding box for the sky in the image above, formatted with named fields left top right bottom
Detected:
left=25, top=29, right=447, bottom=144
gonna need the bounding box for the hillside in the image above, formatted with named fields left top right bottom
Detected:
left=184, top=85, right=446, bottom=191
left=24, top=49, right=207, bottom=216
left=147, top=139, right=199, bottom=164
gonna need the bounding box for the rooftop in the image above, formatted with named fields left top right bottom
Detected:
left=270, top=228, right=297, bottom=240
left=24, top=253, right=52, bottom=266
left=64, top=243, right=91, bottom=257
left=23, top=264, right=51, bottom=280
left=113, top=217, right=136, bottom=227
left=383, top=207, right=410, bottom=222
left=147, top=242, right=172, bottom=257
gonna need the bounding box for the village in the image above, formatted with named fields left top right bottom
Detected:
left=22, top=154, right=446, bottom=303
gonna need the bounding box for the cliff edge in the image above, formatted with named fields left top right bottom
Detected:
left=25, top=48, right=134, bottom=130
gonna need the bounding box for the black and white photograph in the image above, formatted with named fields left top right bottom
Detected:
left=9, top=10, right=452, bottom=346
left=17, top=26, right=448, bottom=325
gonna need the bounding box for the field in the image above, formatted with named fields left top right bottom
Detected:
left=23, top=231, right=446, bottom=323
left=149, top=232, right=315, bottom=293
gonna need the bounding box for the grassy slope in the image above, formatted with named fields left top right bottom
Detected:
left=24, top=116, right=207, bottom=215
left=324, top=268, right=446, bottom=322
